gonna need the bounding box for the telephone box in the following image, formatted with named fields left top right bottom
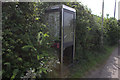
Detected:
left=45, top=4, right=76, bottom=65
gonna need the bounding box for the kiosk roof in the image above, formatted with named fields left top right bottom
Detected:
left=49, top=4, right=76, bottom=12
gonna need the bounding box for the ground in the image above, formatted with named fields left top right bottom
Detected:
left=84, top=46, right=120, bottom=78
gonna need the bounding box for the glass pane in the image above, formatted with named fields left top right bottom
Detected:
left=64, top=11, right=73, bottom=43
left=46, top=12, right=60, bottom=41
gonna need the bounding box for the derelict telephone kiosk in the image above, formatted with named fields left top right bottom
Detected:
left=45, top=4, right=76, bottom=65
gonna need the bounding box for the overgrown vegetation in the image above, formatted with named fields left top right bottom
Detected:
left=2, top=2, right=60, bottom=78
left=2, top=2, right=120, bottom=79
left=69, top=45, right=116, bottom=78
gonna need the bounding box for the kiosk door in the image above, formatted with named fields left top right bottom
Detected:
left=63, top=10, right=74, bottom=48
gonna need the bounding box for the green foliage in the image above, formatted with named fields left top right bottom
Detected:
left=69, top=46, right=116, bottom=78
left=66, top=2, right=120, bottom=60
left=2, top=2, right=120, bottom=79
left=64, top=3, right=102, bottom=60
left=2, top=2, right=59, bottom=79
left=104, top=18, right=120, bottom=45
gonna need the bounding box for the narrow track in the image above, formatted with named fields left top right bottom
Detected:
left=85, top=47, right=120, bottom=78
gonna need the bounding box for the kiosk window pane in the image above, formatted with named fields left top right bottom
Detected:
left=47, top=12, right=60, bottom=40
left=64, top=11, right=73, bottom=43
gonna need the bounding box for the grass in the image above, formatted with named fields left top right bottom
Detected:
left=68, top=45, right=117, bottom=78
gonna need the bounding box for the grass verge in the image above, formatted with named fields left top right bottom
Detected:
left=68, top=45, right=117, bottom=78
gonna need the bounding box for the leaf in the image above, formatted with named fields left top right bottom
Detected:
left=43, top=70, right=47, bottom=74
left=11, top=69, right=19, bottom=80
left=35, top=17, right=39, bottom=20
left=44, top=33, right=49, bottom=37
left=17, top=57, right=22, bottom=62
left=37, top=55, right=40, bottom=60
left=87, top=27, right=92, bottom=31
left=22, top=45, right=36, bottom=52
left=4, top=62, right=10, bottom=67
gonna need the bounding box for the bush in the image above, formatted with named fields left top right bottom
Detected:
left=2, top=2, right=59, bottom=78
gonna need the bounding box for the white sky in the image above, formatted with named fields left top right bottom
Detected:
left=78, top=0, right=120, bottom=20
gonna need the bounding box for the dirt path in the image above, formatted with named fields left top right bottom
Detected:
left=85, top=46, right=120, bottom=78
